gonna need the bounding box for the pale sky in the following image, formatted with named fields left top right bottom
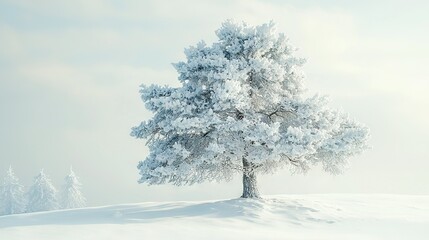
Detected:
left=1, top=0, right=428, bottom=206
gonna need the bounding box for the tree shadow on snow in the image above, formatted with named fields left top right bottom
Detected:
left=0, top=197, right=337, bottom=228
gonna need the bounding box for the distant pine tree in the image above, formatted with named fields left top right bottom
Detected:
left=0, top=166, right=26, bottom=215
left=27, top=169, right=58, bottom=212
left=60, top=167, right=86, bottom=209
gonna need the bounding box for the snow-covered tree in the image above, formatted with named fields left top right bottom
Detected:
left=27, top=170, right=58, bottom=212
left=131, top=21, right=370, bottom=198
left=60, top=167, right=86, bottom=209
left=0, top=166, right=26, bottom=215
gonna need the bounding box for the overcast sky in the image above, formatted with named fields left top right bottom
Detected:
left=1, top=0, right=428, bottom=206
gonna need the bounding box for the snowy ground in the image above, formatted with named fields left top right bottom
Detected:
left=1, top=194, right=428, bottom=240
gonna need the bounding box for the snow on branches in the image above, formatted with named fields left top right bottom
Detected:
left=60, top=167, right=86, bottom=209
left=131, top=20, right=369, bottom=197
left=0, top=166, right=26, bottom=215
left=26, top=170, right=59, bottom=212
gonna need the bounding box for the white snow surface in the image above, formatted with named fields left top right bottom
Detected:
left=0, top=194, right=428, bottom=240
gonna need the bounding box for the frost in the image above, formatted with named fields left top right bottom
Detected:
left=0, top=166, right=26, bottom=215
left=26, top=170, right=59, bottom=212
left=60, top=168, right=86, bottom=209
left=131, top=21, right=370, bottom=196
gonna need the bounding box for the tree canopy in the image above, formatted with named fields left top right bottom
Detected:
left=131, top=21, right=369, bottom=197
left=0, top=166, right=25, bottom=215
left=27, top=170, right=58, bottom=212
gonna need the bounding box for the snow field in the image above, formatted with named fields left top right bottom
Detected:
left=1, top=194, right=428, bottom=240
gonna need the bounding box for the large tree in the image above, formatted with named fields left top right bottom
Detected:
left=131, top=21, right=369, bottom=198
left=0, top=166, right=26, bottom=215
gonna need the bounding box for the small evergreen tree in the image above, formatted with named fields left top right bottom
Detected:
left=0, top=166, right=26, bottom=215
left=27, top=169, right=58, bottom=212
left=60, top=167, right=86, bottom=209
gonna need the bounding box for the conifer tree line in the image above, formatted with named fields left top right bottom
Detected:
left=0, top=166, right=86, bottom=215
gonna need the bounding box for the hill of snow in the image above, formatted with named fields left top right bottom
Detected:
left=1, top=194, right=428, bottom=240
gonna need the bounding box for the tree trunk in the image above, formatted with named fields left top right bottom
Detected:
left=241, top=158, right=260, bottom=198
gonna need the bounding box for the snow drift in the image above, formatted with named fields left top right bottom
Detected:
left=0, top=194, right=428, bottom=240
